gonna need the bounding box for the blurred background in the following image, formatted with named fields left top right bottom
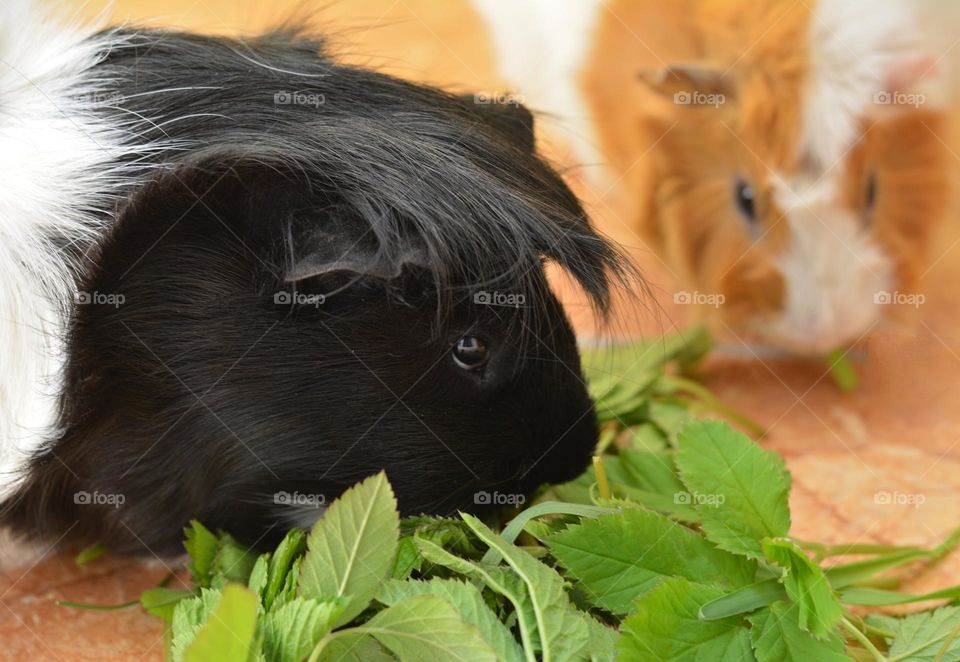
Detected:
left=4, top=1, right=960, bottom=658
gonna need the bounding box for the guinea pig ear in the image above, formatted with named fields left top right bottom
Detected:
left=459, top=93, right=535, bottom=152
left=637, top=63, right=735, bottom=106
left=283, top=213, right=429, bottom=283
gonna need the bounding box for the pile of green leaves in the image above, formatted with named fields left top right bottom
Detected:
left=82, top=328, right=960, bottom=661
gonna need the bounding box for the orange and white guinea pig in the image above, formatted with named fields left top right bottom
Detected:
left=473, top=0, right=959, bottom=355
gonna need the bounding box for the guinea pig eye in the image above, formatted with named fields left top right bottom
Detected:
left=734, top=178, right=757, bottom=224
left=453, top=336, right=489, bottom=370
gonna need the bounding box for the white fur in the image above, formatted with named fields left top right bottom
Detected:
left=470, top=0, right=605, bottom=173
left=803, top=0, right=934, bottom=170
left=763, top=172, right=892, bottom=354
left=0, top=1, right=153, bottom=499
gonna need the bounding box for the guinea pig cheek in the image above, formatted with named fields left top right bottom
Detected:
left=759, top=175, right=894, bottom=355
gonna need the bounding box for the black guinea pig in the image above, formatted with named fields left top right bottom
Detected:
left=0, top=2, right=631, bottom=555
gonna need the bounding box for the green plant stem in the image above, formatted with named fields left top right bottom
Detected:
left=841, top=617, right=888, bottom=662
left=593, top=456, right=612, bottom=501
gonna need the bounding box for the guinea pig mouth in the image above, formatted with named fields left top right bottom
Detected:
left=516, top=407, right=599, bottom=489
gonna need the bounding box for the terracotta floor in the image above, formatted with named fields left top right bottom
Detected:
left=3, top=1, right=960, bottom=658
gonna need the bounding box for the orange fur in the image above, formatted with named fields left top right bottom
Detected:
left=583, top=0, right=950, bottom=350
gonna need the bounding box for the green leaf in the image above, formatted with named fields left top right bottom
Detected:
left=377, top=578, right=524, bottom=662
left=264, top=529, right=307, bottom=611
left=826, top=348, right=858, bottom=393
left=617, top=578, right=753, bottom=661
left=171, top=588, right=223, bottom=662
left=461, top=513, right=592, bottom=661
left=585, top=617, right=618, bottom=662
left=261, top=597, right=343, bottom=662
left=748, top=602, right=849, bottom=661
left=882, top=606, right=960, bottom=661
left=353, top=595, right=496, bottom=661
left=391, top=536, right=422, bottom=580
left=677, top=420, right=791, bottom=559
left=547, top=508, right=755, bottom=614
left=74, top=544, right=107, bottom=566
left=619, top=448, right=686, bottom=498
left=482, top=501, right=615, bottom=566
left=314, top=634, right=393, bottom=662
left=248, top=554, right=271, bottom=601
left=698, top=579, right=786, bottom=620
left=141, top=587, right=193, bottom=623
left=211, top=534, right=258, bottom=589
left=184, top=520, right=219, bottom=589
left=298, top=472, right=399, bottom=627
left=183, top=585, right=259, bottom=662
left=762, top=538, right=843, bottom=640
left=416, top=537, right=541, bottom=658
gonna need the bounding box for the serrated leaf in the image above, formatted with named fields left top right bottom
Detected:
left=546, top=508, right=755, bottom=614
left=183, top=585, right=258, bottom=662
left=677, top=420, right=790, bottom=559
left=762, top=538, right=843, bottom=640
left=617, top=577, right=753, bottom=661
left=264, top=529, right=307, bottom=611
left=358, top=595, right=495, bottom=661
left=211, top=534, right=258, bottom=589
left=261, top=597, right=344, bottom=662
left=884, top=606, right=960, bottom=661
left=171, top=588, right=222, bottom=662
left=315, top=634, right=394, bottom=662
left=378, top=578, right=524, bottom=662
left=461, top=513, right=591, bottom=661
left=416, top=537, right=540, bottom=655
left=298, top=472, right=399, bottom=627
left=184, top=520, right=219, bottom=589
left=248, top=554, right=271, bottom=601
left=748, top=602, right=849, bottom=662
left=585, top=616, right=618, bottom=662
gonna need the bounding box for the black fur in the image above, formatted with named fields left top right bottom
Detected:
left=2, top=27, right=632, bottom=554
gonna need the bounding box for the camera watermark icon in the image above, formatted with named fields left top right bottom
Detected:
left=874, top=490, right=925, bottom=509
left=74, top=490, right=125, bottom=508
left=674, top=291, right=725, bottom=308
left=674, top=90, right=725, bottom=107
left=274, top=291, right=325, bottom=307
left=474, top=291, right=526, bottom=308
left=474, top=490, right=526, bottom=507
left=274, top=491, right=326, bottom=508
left=473, top=91, right=525, bottom=106
left=74, top=91, right=126, bottom=105
left=75, top=290, right=125, bottom=308
left=274, top=91, right=326, bottom=108
left=674, top=490, right=726, bottom=508
left=874, top=91, right=925, bottom=108
left=874, top=291, right=925, bottom=308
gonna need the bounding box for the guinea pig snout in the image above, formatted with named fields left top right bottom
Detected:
left=515, top=389, right=598, bottom=488
left=759, top=190, right=894, bottom=354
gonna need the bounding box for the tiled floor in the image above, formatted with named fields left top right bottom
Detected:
left=3, top=0, right=960, bottom=658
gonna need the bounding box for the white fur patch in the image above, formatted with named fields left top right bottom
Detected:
left=0, top=1, right=151, bottom=498
left=470, top=0, right=605, bottom=171
left=803, top=0, right=927, bottom=170
left=762, top=172, right=892, bottom=354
